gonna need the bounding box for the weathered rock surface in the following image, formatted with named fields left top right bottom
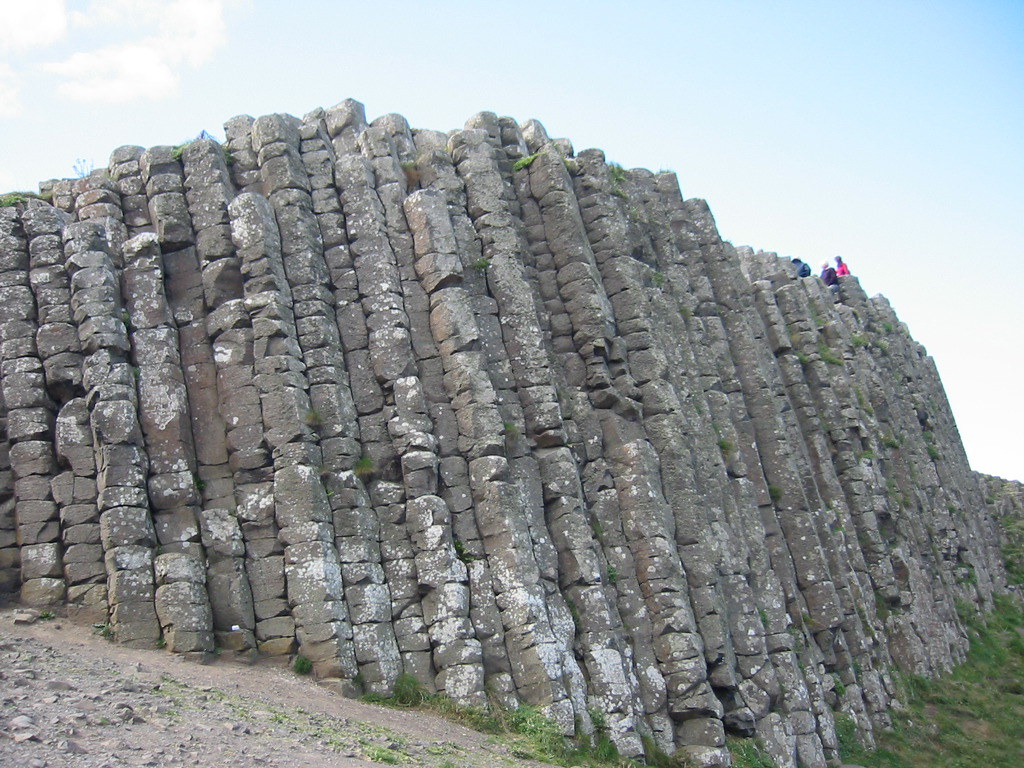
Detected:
left=0, top=100, right=1013, bottom=768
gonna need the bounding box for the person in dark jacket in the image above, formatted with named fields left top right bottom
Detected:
left=820, top=263, right=840, bottom=298
left=791, top=257, right=811, bottom=278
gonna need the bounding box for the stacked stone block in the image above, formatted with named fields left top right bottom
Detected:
left=288, top=111, right=407, bottom=693
left=53, top=398, right=104, bottom=616
left=0, top=399, right=15, bottom=592
left=64, top=220, right=159, bottom=646
left=108, top=146, right=153, bottom=237
left=122, top=233, right=214, bottom=652
left=229, top=189, right=356, bottom=677
left=332, top=145, right=424, bottom=692
left=140, top=147, right=193, bottom=251
left=1, top=207, right=63, bottom=605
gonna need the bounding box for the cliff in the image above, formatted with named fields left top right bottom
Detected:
left=0, top=99, right=1011, bottom=768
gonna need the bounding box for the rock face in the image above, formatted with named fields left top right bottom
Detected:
left=0, top=100, right=1011, bottom=768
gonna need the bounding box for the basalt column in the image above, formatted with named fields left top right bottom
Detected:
left=1, top=207, right=63, bottom=605
left=65, top=220, right=160, bottom=646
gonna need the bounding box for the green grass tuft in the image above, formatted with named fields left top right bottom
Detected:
left=365, top=744, right=402, bottom=764
left=512, top=153, right=539, bottom=171
left=354, top=455, right=376, bottom=481
left=818, top=341, right=843, bottom=366
left=1, top=191, right=30, bottom=207
left=881, top=435, right=901, bottom=450
left=727, top=736, right=778, bottom=768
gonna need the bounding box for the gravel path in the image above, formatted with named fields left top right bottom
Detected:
left=0, top=606, right=550, bottom=768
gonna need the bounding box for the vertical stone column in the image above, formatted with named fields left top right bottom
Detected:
left=65, top=220, right=159, bottom=646
left=1, top=207, right=63, bottom=605
left=0, top=395, right=15, bottom=593
left=224, top=116, right=261, bottom=193
left=333, top=148, right=425, bottom=692
left=416, top=136, right=543, bottom=715
left=297, top=110, right=410, bottom=692
left=140, top=147, right=194, bottom=251
left=24, top=204, right=100, bottom=615
left=122, top=232, right=214, bottom=653
left=230, top=190, right=356, bottom=677
left=202, top=297, right=260, bottom=652
left=402, top=190, right=498, bottom=706
left=54, top=398, right=105, bottom=617
left=72, top=172, right=128, bottom=266
left=182, top=138, right=240, bottom=310
left=108, top=145, right=153, bottom=237
left=165, top=135, right=271, bottom=654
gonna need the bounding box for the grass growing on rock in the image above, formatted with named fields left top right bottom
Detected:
left=726, top=736, right=776, bottom=768
left=512, top=153, right=539, bottom=172
left=354, top=455, right=376, bottom=481
left=0, top=190, right=51, bottom=206
left=837, top=594, right=1024, bottom=768
left=362, top=673, right=634, bottom=767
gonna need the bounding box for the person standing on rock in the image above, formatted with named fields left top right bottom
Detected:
left=791, top=257, right=811, bottom=278
left=835, top=256, right=850, bottom=276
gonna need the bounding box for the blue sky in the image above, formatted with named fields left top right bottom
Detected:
left=2, top=0, right=1022, bottom=480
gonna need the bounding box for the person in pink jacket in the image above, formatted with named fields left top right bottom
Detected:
left=834, top=256, right=850, bottom=276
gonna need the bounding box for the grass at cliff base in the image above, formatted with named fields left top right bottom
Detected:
left=838, top=593, right=1024, bottom=768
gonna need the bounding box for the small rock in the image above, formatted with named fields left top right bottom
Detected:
left=13, top=609, right=40, bottom=625
left=60, top=738, right=89, bottom=754
left=9, top=714, right=35, bottom=729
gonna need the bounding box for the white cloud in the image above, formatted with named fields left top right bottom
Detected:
left=0, top=63, right=23, bottom=117
left=42, top=0, right=235, bottom=103
left=68, top=0, right=164, bottom=28
left=0, top=0, right=68, bottom=53
left=45, top=42, right=178, bottom=101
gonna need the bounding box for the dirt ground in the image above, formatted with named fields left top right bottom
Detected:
left=0, top=605, right=552, bottom=768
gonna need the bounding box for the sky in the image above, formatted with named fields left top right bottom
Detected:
left=1, top=0, right=1021, bottom=481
